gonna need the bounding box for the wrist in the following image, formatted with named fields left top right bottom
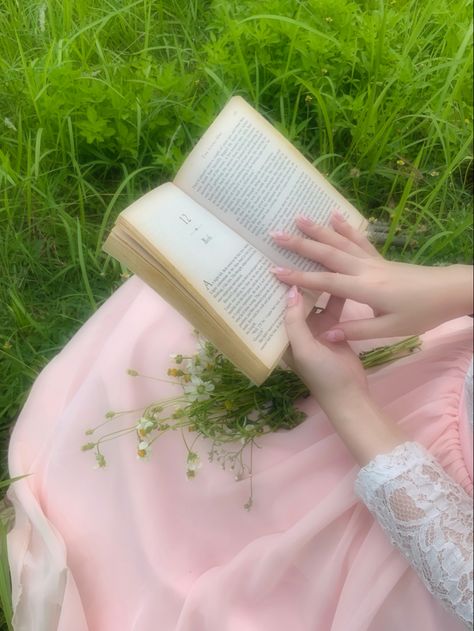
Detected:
left=322, top=392, right=408, bottom=467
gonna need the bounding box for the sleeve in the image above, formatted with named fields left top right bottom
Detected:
left=354, top=441, right=473, bottom=629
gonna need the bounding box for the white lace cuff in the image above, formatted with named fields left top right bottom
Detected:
left=355, top=441, right=473, bottom=629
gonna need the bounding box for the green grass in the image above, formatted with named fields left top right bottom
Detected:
left=0, top=0, right=472, bottom=626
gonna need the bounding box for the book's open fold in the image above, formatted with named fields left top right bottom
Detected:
left=104, top=183, right=299, bottom=384
left=103, top=96, right=368, bottom=384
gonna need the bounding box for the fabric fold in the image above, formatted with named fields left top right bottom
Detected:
left=7, top=277, right=473, bottom=631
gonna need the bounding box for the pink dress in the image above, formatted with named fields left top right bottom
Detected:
left=7, top=276, right=473, bottom=631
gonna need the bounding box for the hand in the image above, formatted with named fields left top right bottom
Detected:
left=272, top=213, right=473, bottom=341
left=284, top=287, right=367, bottom=416
left=284, top=285, right=408, bottom=467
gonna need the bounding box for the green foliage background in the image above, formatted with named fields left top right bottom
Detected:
left=0, top=0, right=472, bottom=626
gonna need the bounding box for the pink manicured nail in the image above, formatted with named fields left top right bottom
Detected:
left=332, top=211, right=346, bottom=222
left=269, top=230, right=291, bottom=240
left=296, top=215, right=314, bottom=227
left=287, top=286, right=299, bottom=306
left=270, top=266, right=292, bottom=275
left=324, top=329, right=345, bottom=342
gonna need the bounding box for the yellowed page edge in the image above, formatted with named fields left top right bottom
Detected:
left=103, top=231, right=280, bottom=385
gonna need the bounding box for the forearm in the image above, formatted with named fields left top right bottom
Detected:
left=322, top=394, right=408, bottom=467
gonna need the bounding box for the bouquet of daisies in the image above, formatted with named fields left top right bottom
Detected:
left=82, top=332, right=421, bottom=509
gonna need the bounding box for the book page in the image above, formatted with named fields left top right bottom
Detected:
left=118, top=183, right=301, bottom=367
left=175, top=96, right=367, bottom=270
left=104, top=230, right=270, bottom=383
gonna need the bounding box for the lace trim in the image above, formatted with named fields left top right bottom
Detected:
left=355, top=441, right=473, bottom=629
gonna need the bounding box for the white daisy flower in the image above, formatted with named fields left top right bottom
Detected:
left=194, top=338, right=216, bottom=365
left=186, top=452, right=202, bottom=478
left=184, top=358, right=205, bottom=376
left=136, top=417, right=154, bottom=436
left=183, top=376, right=215, bottom=401
left=137, top=440, right=151, bottom=460
left=186, top=452, right=202, bottom=472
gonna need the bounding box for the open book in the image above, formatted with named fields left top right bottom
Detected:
left=104, top=96, right=367, bottom=385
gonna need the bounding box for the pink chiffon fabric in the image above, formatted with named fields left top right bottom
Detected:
left=7, top=276, right=473, bottom=631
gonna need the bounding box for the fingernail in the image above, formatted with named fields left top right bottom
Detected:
left=332, top=211, right=346, bottom=222
left=324, top=329, right=345, bottom=342
left=287, top=286, right=299, bottom=306
left=270, top=230, right=291, bottom=241
left=296, top=215, right=314, bottom=227
left=270, top=266, right=292, bottom=275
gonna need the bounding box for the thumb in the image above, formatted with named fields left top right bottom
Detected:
left=323, top=314, right=398, bottom=341
left=284, top=286, right=316, bottom=355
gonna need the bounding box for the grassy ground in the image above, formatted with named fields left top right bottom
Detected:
left=0, top=0, right=472, bottom=627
